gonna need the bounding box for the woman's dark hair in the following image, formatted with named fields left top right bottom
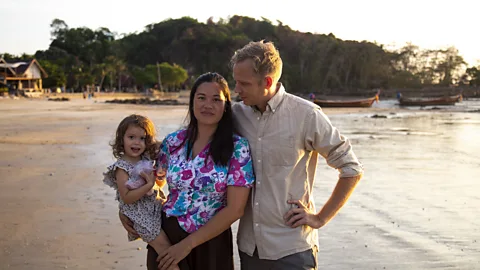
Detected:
left=111, top=114, right=157, bottom=160
left=182, top=72, right=234, bottom=166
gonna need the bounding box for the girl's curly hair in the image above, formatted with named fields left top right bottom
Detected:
left=111, top=114, right=157, bottom=160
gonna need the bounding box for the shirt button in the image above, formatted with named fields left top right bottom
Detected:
left=255, top=202, right=259, bottom=206
left=257, top=160, right=261, bottom=163
left=257, top=181, right=260, bottom=185
left=255, top=223, right=259, bottom=227
left=257, top=117, right=260, bottom=120
left=258, top=138, right=262, bottom=141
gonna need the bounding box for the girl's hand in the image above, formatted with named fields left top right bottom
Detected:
left=140, top=171, right=155, bottom=186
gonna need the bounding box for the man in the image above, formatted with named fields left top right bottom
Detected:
left=231, top=40, right=363, bottom=269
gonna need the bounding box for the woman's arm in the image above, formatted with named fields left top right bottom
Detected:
left=157, top=186, right=250, bottom=269
left=184, top=185, right=249, bottom=247
left=116, top=169, right=155, bottom=204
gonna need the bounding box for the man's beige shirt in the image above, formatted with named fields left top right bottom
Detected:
left=232, top=84, right=363, bottom=260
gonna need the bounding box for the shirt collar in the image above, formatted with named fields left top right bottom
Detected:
left=251, top=83, right=286, bottom=114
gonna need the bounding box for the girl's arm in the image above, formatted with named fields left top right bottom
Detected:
left=157, top=185, right=250, bottom=269
left=116, top=168, right=155, bottom=204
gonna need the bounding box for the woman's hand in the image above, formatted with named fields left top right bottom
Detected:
left=157, top=240, right=193, bottom=270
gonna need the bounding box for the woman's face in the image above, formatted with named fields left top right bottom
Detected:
left=193, top=82, right=226, bottom=126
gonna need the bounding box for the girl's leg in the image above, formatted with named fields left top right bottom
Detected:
left=148, top=230, right=180, bottom=270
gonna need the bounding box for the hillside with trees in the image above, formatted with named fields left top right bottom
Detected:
left=3, top=16, right=479, bottom=94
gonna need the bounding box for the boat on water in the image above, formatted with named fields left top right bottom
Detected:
left=312, top=90, right=381, bottom=108
left=398, top=94, right=462, bottom=106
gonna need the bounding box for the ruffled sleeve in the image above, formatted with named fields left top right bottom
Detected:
left=102, top=159, right=132, bottom=190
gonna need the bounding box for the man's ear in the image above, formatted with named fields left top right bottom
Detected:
left=265, top=76, right=273, bottom=89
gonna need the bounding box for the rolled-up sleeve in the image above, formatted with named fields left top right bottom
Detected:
left=304, top=108, right=363, bottom=178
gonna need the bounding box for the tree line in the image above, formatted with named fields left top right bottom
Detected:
left=2, top=16, right=479, bottom=93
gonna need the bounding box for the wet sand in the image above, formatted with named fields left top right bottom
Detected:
left=0, top=97, right=479, bottom=269
left=317, top=107, right=480, bottom=269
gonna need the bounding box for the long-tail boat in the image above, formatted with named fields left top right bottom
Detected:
left=398, top=94, right=462, bottom=106
left=313, top=90, right=381, bottom=108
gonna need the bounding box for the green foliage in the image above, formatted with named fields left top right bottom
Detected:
left=131, top=65, right=157, bottom=87
left=38, top=59, right=66, bottom=88
left=391, top=45, right=467, bottom=87
left=159, top=62, right=188, bottom=89
left=465, top=67, right=480, bottom=86
left=4, top=16, right=476, bottom=92
left=131, top=63, right=188, bottom=90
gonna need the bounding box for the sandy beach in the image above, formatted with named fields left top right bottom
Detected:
left=1, top=97, right=479, bottom=270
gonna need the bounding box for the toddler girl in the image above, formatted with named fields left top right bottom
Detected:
left=103, top=114, right=178, bottom=269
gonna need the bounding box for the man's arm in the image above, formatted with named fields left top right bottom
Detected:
left=315, top=174, right=362, bottom=226
left=284, top=174, right=362, bottom=229
left=284, top=108, right=363, bottom=229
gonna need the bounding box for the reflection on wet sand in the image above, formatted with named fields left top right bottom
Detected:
left=319, top=108, right=480, bottom=269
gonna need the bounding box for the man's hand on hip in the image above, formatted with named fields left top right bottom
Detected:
left=283, top=200, right=325, bottom=229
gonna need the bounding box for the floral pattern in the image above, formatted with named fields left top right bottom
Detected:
left=158, top=129, right=255, bottom=233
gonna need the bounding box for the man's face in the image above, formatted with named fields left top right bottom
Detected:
left=232, top=59, right=267, bottom=107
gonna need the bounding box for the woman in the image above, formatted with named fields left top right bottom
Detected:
left=121, top=72, right=254, bottom=270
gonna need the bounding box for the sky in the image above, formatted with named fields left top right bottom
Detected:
left=1, top=0, right=478, bottom=66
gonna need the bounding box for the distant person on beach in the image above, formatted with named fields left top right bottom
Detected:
left=103, top=114, right=180, bottom=270
left=230, top=40, right=364, bottom=269
left=120, top=73, right=255, bottom=270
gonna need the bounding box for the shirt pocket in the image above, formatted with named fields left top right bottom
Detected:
left=265, top=135, right=296, bottom=166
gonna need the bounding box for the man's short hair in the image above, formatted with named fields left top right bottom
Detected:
left=230, top=40, right=283, bottom=81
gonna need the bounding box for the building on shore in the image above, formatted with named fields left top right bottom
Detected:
left=0, top=58, right=48, bottom=95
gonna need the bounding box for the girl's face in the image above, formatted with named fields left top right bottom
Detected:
left=123, top=124, right=146, bottom=159
left=193, top=82, right=226, bottom=126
